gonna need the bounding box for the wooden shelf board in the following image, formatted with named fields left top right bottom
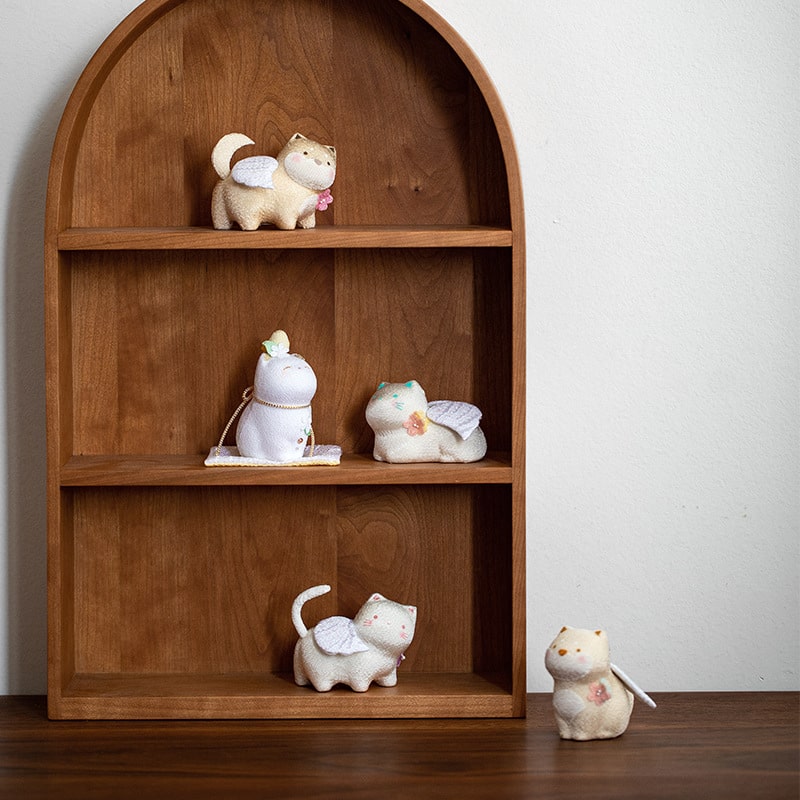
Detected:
left=59, top=452, right=513, bottom=486
left=56, top=672, right=515, bottom=719
left=58, top=226, right=514, bottom=251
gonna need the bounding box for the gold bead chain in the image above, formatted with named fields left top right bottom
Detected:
left=215, top=386, right=315, bottom=458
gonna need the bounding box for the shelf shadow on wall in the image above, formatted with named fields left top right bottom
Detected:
left=2, top=75, right=79, bottom=694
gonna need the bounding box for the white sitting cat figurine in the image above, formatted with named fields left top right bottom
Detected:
left=545, top=626, right=656, bottom=740
left=292, top=584, right=417, bottom=692
left=212, top=132, right=335, bottom=230
left=235, top=330, right=317, bottom=462
left=366, top=380, right=487, bottom=463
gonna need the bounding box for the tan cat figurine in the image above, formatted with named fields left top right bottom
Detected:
left=211, top=132, right=336, bottom=230
left=545, top=626, right=656, bottom=740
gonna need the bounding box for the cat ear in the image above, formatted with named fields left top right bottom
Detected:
left=407, top=606, right=416, bottom=615
left=291, top=132, right=308, bottom=141
left=327, top=145, right=336, bottom=154
left=370, top=593, right=386, bottom=602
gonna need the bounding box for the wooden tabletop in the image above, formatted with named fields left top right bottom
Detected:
left=0, top=692, right=796, bottom=798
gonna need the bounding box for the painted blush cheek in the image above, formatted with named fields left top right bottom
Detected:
left=291, top=153, right=304, bottom=164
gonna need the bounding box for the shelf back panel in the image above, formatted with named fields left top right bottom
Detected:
left=68, top=0, right=509, bottom=229
left=68, top=485, right=509, bottom=676
left=69, top=248, right=511, bottom=456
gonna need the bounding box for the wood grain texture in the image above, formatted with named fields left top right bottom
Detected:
left=59, top=453, right=513, bottom=486
left=69, top=249, right=335, bottom=454
left=5, top=694, right=798, bottom=798
left=66, top=0, right=498, bottom=229
left=334, top=248, right=486, bottom=453
left=46, top=0, right=525, bottom=719
left=70, top=486, right=337, bottom=676
left=57, top=226, right=513, bottom=249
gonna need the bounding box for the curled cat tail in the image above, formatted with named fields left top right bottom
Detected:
left=212, top=133, right=255, bottom=179
left=291, top=584, right=331, bottom=638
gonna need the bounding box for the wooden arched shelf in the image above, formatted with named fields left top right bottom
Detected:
left=46, top=0, right=525, bottom=719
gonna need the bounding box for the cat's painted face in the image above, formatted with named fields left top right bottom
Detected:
left=545, top=626, right=610, bottom=680
left=254, top=352, right=317, bottom=405
left=355, top=593, right=417, bottom=650
left=280, top=133, right=336, bottom=191
left=366, top=381, right=427, bottom=427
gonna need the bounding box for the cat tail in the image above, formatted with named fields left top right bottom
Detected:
left=291, top=584, right=331, bottom=638
left=211, top=133, right=255, bottom=179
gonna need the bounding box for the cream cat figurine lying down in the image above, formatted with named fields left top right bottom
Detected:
left=292, top=585, right=417, bottom=692
left=366, top=380, right=487, bottom=463
left=212, top=132, right=336, bottom=230
left=545, top=626, right=656, bottom=740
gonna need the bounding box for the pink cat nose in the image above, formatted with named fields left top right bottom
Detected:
left=314, top=158, right=322, bottom=165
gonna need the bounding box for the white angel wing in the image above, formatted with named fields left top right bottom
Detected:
left=610, top=663, right=657, bottom=708
left=427, top=400, right=483, bottom=440
left=231, top=155, right=279, bottom=189
left=313, top=616, right=370, bottom=655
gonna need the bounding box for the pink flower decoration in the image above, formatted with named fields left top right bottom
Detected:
left=316, top=189, right=333, bottom=211
left=587, top=681, right=611, bottom=705
left=403, top=411, right=428, bottom=436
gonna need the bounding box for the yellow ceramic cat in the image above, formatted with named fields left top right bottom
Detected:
left=211, top=132, right=336, bottom=230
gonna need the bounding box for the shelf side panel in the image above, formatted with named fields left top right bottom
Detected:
left=473, top=249, right=513, bottom=452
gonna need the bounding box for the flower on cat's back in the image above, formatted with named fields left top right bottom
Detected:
left=403, top=411, right=428, bottom=436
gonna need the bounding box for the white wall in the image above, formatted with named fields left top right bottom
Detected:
left=0, top=0, right=796, bottom=694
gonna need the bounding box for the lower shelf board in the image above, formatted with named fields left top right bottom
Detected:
left=54, top=672, right=518, bottom=720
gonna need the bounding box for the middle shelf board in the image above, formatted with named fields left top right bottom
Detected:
left=60, top=452, right=514, bottom=486
left=57, top=226, right=514, bottom=251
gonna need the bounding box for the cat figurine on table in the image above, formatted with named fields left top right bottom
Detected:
left=545, top=626, right=656, bottom=740
left=235, top=330, right=317, bottom=462
left=292, top=584, right=417, bottom=692
left=212, top=132, right=335, bottom=230
left=366, top=380, right=487, bottom=463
